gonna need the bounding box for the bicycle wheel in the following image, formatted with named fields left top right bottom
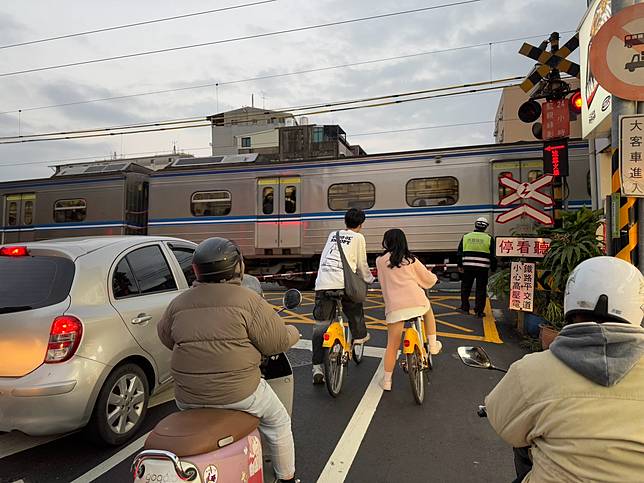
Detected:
left=352, top=342, right=364, bottom=365
left=407, top=347, right=425, bottom=405
left=324, top=341, right=345, bottom=397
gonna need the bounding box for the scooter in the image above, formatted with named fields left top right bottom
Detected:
left=131, top=288, right=302, bottom=483
left=456, top=346, right=533, bottom=481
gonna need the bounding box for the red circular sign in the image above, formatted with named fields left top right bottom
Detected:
left=589, top=3, right=644, bottom=101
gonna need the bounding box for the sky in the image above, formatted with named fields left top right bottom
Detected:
left=0, top=0, right=588, bottom=181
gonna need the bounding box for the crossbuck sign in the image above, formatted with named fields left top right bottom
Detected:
left=496, top=174, right=555, bottom=225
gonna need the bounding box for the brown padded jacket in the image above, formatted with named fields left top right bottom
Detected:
left=158, top=281, right=300, bottom=406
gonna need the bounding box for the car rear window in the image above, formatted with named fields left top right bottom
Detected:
left=0, top=256, right=75, bottom=314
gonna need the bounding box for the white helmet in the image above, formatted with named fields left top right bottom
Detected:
left=564, top=256, right=644, bottom=326
left=475, top=217, right=489, bottom=230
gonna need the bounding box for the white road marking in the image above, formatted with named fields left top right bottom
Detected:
left=317, top=357, right=385, bottom=483
left=69, top=431, right=150, bottom=483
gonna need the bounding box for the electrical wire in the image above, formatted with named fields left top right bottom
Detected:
left=0, top=1, right=277, bottom=50
left=0, top=0, right=481, bottom=78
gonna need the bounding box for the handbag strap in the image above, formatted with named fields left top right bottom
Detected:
left=335, top=231, right=348, bottom=268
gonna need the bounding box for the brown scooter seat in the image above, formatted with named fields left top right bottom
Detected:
left=144, top=408, right=260, bottom=457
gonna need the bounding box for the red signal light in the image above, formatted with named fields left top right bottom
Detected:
left=570, top=91, right=582, bottom=114
left=0, top=246, right=28, bottom=256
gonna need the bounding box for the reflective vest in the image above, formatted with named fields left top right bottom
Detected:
left=462, top=231, right=492, bottom=269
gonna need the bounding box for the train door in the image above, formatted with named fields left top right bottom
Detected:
left=125, top=179, right=149, bottom=235
left=3, top=193, right=35, bottom=243
left=256, top=177, right=301, bottom=249
left=492, top=160, right=548, bottom=236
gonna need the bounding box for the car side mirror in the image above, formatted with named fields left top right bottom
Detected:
left=283, top=289, right=301, bottom=310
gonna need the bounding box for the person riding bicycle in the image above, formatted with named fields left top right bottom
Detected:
left=376, top=229, right=440, bottom=391
left=485, top=256, right=644, bottom=482
left=157, top=237, right=301, bottom=483
left=311, top=208, right=375, bottom=384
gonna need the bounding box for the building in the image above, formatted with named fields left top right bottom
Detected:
left=494, top=78, right=582, bottom=143
left=207, top=107, right=295, bottom=156
left=279, top=124, right=366, bottom=161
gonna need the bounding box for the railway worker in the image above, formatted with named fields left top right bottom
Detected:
left=311, top=208, right=375, bottom=384
left=457, top=217, right=497, bottom=318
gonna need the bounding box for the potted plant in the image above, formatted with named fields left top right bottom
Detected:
left=536, top=208, right=604, bottom=348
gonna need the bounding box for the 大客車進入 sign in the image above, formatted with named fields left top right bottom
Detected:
left=620, top=114, right=644, bottom=197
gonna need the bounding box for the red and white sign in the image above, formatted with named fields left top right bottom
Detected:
left=496, top=174, right=554, bottom=225
left=496, top=237, right=552, bottom=258
left=589, top=3, right=644, bottom=101
left=510, top=262, right=535, bottom=312
left=542, top=100, right=570, bottom=140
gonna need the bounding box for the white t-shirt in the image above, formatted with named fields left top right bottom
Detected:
left=315, top=229, right=375, bottom=291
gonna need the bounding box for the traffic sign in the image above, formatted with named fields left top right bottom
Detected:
left=496, top=173, right=554, bottom=225
left=589, top=3, right=644, bottom=101
left=620, top=114, right=644, bottom=197
left=543, top=139, right=569, bottom=177
left=496, top=237, right=552, bottom=258
left=542, top=99, right=570, bottom=140
left=519, top=33, right=580, bottom=93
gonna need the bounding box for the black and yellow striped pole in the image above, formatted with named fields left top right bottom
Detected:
left=610, top=150, right=639, bottom=265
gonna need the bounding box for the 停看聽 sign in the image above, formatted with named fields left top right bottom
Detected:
left=496, top=237, right=552, bottom=258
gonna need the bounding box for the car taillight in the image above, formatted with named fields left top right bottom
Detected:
left=0, top=246, right=28, bottom=256
left=45, top=316, right=83, bottom=363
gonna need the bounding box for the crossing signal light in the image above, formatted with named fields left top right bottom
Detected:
left=518, top=100, right=542, bottom=123
left=569, top=90, right=582, bottom=115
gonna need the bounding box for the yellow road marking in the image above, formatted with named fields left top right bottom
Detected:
left=436, top=319, right=474, bottom=333
left=482, top=299, right=503, bottom=344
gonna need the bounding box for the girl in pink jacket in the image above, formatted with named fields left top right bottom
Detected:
left=376, top=229, right=441, bottom=391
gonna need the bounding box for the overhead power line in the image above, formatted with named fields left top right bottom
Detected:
left=0, top=78, right=522, bottom=145
left=0, top=29, right=575, bottom=116
left=0, top=0, right=481, bottom=78
left=0, top=1, right=277, bottom=50
left=0, top=76, right=522, bottom=141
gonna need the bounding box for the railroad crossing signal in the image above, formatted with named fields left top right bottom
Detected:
left=519, top=32, right=581, bottom=94
left=496, top=173, right=554, bottom=225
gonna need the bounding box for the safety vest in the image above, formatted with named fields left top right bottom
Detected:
left=462, top=231, right=492, bottom=269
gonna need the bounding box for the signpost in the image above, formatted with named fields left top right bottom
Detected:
left=509, top=262, right=536, bottom=313
left=620, top=114, right=644, bottom=197
left=496, top=173, right=555, bottom=225
left=496, top=237, right=552, bottom=258
left=589, top=3, right=644, bottom=102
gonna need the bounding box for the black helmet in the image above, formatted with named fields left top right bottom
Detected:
left=193, top=237, right=242, bottom=283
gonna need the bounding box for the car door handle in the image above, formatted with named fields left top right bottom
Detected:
left=131, top=314, right=152, bottom=325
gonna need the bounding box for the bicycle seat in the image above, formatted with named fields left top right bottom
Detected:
left=324, top=290, right=345, bottom=299
left=144, top=408, right=259, bottom=457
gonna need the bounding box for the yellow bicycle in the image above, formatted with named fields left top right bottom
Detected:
left=321, top=290, right=364, bottom=397
left=400, top=315, right=433, bottom=404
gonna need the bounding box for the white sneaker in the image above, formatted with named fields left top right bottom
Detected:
left=429, top=340, right=443, bottom=355
left=312, top=364, right=325, bottom=384
left=381, top=377, right=392, bottom=391
left=352, top=332, right=371, bottom=345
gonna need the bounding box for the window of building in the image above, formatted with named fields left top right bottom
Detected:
left=241, top=137, right=251, bottom=148
left=122, top=245, right=177, bottom=296
left=262, top=187, right=274, bottom=215
left=54, top=199, right=86, bottom=223
left=587, top=170, right=592, bottom=197
left=23, top=200, right=34, bottom=225
left=285, top=186, right=297, bottom=214
left=528, top=169, right=543, bottom=182
left=328, top=182, right=375, bottom=211
left=7, top=201, right=17, bottom=226
left=170, top=246, right=196, bottom=286
left=498, top=171, right=513, bottom=200
left=312, top=127, right=324, bottom=143
left=191, top=191, right=231, bottom=217
left=406, top=177, right=458, bottom=207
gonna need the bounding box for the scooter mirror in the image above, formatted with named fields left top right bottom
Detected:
left=457, top=346, right=492, bottom=369
left=283, top=289, right=302, bottom=310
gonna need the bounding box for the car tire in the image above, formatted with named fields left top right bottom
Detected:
left=86, top=363, right=150, bottom=446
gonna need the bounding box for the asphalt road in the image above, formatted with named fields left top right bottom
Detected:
left=0, top=283, right=526, bottom=483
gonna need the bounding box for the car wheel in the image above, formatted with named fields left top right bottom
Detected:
left=86, top=363, right=150, bottom=446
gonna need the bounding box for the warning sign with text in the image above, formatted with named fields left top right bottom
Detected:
left=510, top=262, right=535, bottom=313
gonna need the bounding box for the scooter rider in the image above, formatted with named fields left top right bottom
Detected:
left=485, top=257, right=644, bottom=482
left=157, top=237, right=301, bottom=483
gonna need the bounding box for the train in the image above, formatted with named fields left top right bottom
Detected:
left=0, top=140, right=591, bottom=283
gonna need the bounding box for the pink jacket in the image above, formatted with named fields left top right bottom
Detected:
left=376, top=253, right=438, bottom=316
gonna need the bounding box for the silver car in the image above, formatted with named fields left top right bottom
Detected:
left=0, top=236, right=198, bottom=445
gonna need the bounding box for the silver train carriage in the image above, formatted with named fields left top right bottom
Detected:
left=1, top=141, right=591, bottom=281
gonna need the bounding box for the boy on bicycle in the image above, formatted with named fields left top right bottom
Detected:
left=311, top=208, right=375, bottom=384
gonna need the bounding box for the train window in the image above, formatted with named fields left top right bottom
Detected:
left=7, top=201, right=17, bottom=226
left=23, top=200, right=34, bottom=225
left=191, top=191, right=232, bottom=217
left=262, top=187, right=274, bottom=215
left=328, top=182, right=375, bottom=211
left=528, top=170, right=543, bottom=182
left=406, top=177, right=458, bottom=207
left=54, top=199, right=86, bottom=223
left=498, top=171, right=512, bottom=200
left=285, top=186, right=297, bottom=214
